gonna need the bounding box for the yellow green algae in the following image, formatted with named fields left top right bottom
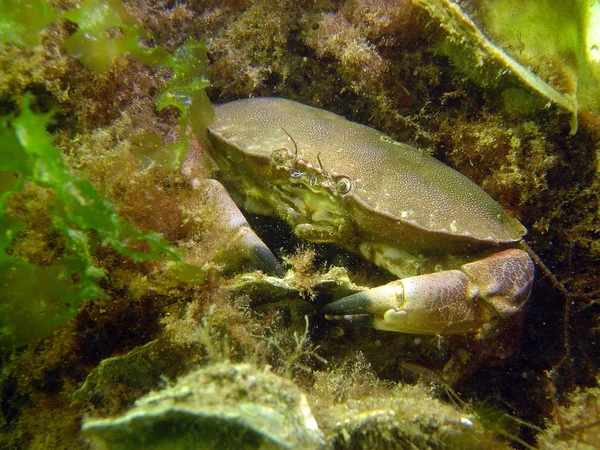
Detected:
left=0, top=0, right=209, bottom=348
left=0, top=97, right=206, bottom=349
left=0, top=0, right=599, bottom=448
left=0, top=0, right=58, bottom=46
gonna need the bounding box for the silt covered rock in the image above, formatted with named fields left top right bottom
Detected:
left=81, top=363, right=324, bottom=450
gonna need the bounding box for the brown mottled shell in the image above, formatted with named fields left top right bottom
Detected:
left=209, top=98, right=526, bottom=244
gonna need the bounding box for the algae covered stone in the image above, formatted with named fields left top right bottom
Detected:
left=318, top=383, right=507, bottom=449
left=81, top=362, right=324, bottom=450
left=415, top=0, right=600, bottom=132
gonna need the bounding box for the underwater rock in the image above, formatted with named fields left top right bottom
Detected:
left=73, top=339, right=200, bottom=410
left=318, top=383, right=506, bottom=449
left=81, top=362, right=325, bottom=450
left=415, top=0, right=600, bottom=132
left=226, top=266, right=368, bottom=307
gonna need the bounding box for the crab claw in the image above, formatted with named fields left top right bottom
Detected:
left=322, top=249, right=534, bottom=335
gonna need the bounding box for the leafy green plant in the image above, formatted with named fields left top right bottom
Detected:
left=0, top=0, right=214, bottom=350
left=0, top=98, right=202, bottom=349
left=0, top=0, right=171, bottom=71
left=0, top=0, right=57, bottom=46
left=62, top=0, right=171, bottom=72
left=155, top=38, right=214, bottom=169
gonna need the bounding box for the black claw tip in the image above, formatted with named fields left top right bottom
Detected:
left=252, top=245, right=286, bottom=277
left=321, top=292, right=373, bottom=315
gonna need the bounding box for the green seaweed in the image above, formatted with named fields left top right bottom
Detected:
left=0, top=0, right=171, bottom=72
left=0, top=0, right=212, bottom=167
left=155, top=38, right=214, bottom=169
left=0, top=0, right=57, bottom=46
left=0, top=97, right=202, bottom=350
left=0, top=0, right=215, bottom=350
left=62, top=0, right=170, bottom=72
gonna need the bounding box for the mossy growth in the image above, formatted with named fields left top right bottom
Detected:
left=0, top=97, right=202, bottom=350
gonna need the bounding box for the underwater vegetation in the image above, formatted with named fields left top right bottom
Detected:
left=0, top=0, right=210, bottom=351
left=0, top=0, right=599, bottom=448
left=0, top=98, right=193, bottom=349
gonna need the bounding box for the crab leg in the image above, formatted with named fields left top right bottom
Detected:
left=197, top=179, right=285, bottom=276
left=322, top=249, right=534, bottom=335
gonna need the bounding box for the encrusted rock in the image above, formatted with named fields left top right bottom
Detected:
left=81, top=362, right=324, bottom=450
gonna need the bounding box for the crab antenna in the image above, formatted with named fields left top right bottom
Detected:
left=316, top=153, right=329, bottom=178
left=281, top=128, right=299, bottom=169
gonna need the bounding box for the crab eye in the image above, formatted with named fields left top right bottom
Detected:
left=335, top=177, right=353, bottom=194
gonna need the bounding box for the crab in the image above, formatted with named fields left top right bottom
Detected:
left=183, top=97, right=534, bottom=336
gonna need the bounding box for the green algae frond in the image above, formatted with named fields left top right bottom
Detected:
left=155, top=38, right=214, bottom=169
left=0, top=0, right=57, bottom=46
left=0, top=0, right=213, bottom=168
left=0, top=97, right=200, bottom=350
left=62, top=0, right=170, bottom=72
left=0, top=0, right=171, bottom=72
